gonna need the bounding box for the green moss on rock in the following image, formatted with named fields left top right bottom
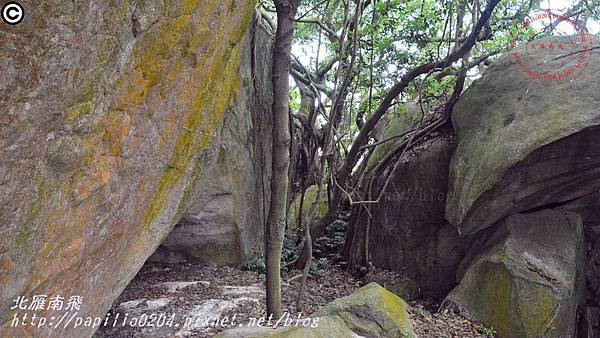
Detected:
left=288, top=185, right=328, bottom=229
left=447, top=210, right=584, bottom=338
left=216, top=283, right=415, bottom=338
left=314, top=282, right=416, bottom=338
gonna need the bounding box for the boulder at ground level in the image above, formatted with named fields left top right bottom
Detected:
left=0, top=1, right=257, bottom=337
left=446, top=35, right=600, bottom=235
left=447, top=210, right=585, bottom=338
left=215, top=316, right=359, bottom=338
left=313, top=282, right=415, bottom=337
left=217, top=283, right=416, bottom=338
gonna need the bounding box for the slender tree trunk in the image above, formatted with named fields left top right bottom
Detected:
left=266, top=0, right=300, bottom=319
left=304, top=0, right=502, bottom=253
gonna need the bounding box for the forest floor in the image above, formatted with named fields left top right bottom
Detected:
left=94, top=262, right=491, bottom=337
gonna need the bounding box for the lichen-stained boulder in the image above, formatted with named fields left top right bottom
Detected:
left=216, top=283, right=416, bottom=338
left=0, top=1, right=256, bottom=337
left=447, top=210, right=585, bottom=338
left=215, top=316, right=360, bottom=338
left=313, top=283, right=415, bottom=337
left=149, top=14, right=273, bottom=266
left=446, top=35, right=600, bottom=235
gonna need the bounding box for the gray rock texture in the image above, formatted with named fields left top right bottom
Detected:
left=447, top=209, right=585, bottom=338
left=216, top=283, right=416, bottom=338
left=446, top=35, right=600, bottom=235
left=559, top=191, right=600, bottom=330
left=0, top=1, right=257, bottom=337
left=149, top=14, right=273, bottom=266
left=558, top=191, right=600, bottom=226
left=349, top=134, right=476, bottom=299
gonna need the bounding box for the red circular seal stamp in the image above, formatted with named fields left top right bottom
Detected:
left=508, top=12, right=593, bottom=83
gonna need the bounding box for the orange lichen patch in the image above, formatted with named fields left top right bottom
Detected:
left=72, top=159, right=112, bottom=202
left=113, top=15, right=192, bottom=112
left=2, top=1, right=257, bottom=334
left=63, top=237, right=85, bottom=259
left=103, top=112, right=132, bottom=158
left=0, top=257, right=12, bottom=285
left=27, top=191, right=106, bottom=290
left=139, top=0, right=255, bottom=231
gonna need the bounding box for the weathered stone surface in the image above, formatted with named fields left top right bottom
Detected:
left=313, top=283, right=415, bottom=337
left=557, top=190, right=600, bottom=226
left=215, top=315, right=357, bottom=338
left=149, top=14, right=273, bottom=266
left=0, top=1, right=256, bottom=337
left=96, top=276, right=264, bottom=338
left=559, top=191, right=600, bottom=325
left=446, top=35, right=600, bottom=235
left=349, top=134, right=476, bottom=298
left=288, top=185, right=328, bottom=229
left=387, top=278, right=421, bottom=302
left=447, top=210, right=585, bottom=338
left=216, top=283, right=415, bottom=338
left=365, top=102, right=420, bottom=172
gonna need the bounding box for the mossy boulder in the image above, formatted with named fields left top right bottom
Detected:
left=217, top=283, right=415, bottom=338
left=447, top=210, right=585, bottom=337
left=314, top=282, right=415, bottom=337
left=288, top=185, right=329, bottom=229
left=215, top=316, right=358, bottom=338
left=0, top=1, right=256, bottom=336
left=446, top=35, right=600, bottom=235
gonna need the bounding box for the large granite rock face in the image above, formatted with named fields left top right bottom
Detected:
left=216, top=283, right=416, bottom=338
left=446, top=35, right=600, bottom=235
left=0, top=1, right=256, bottom=337
left=447, top=210, right=585, bottom=338
left=149, top=14, right=273, bottom=266
left=349, top=134, right=476, bottom=298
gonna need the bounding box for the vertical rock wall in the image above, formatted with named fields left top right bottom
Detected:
left=0, top=1, right=257, bottom=336
left=346, top=130, right=476, bottom=299
left=149, top=14, right=273, bottom=266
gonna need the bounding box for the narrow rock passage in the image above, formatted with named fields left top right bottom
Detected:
left=94, top=262, right=489, bottom=337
